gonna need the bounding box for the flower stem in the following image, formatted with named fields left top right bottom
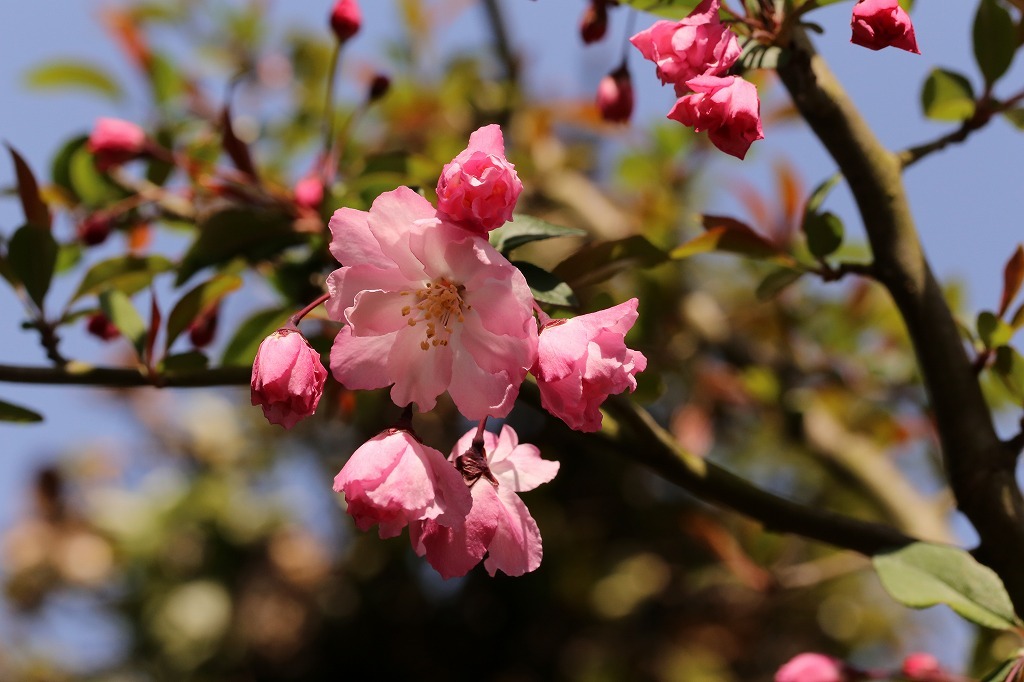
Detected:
left=289, top=293, right=330, bottom=327
left=472, top=417, right=489, bottom=450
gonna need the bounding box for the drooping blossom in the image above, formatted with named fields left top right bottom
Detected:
left=629, top=0, right=741, bottom=95
left=580, top=0, right=609, bottom=44
left=533, top=299, right=647, bottom=433
left=334, top=429, right=472, bottom=538
left=850, top=0, right=920, bottom=54
left=86, top=313, right=120, bottom=341
left=410, top=425, right=559, bottom=578
left=436, top=124, right=523, bottom=235
left=327, top=186, right=537, bottom=420
left=88, top=118, right=147, bottom=171
left=596, top=65, right=634, bottom=124
left=775, top=653, right=847, bottom=682
left=902, top=653, right=946, bottom=681
left=329, top=0, right=361, bottom=43
left=251, top=328, right=328, bottom=429
left=668, top=75, right=763, bottom=159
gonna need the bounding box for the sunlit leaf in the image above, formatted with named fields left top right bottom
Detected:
left=165, top=274, right=243, bottom=349
left=974, top=0, right=1016, bottom=87
left=221, top=307, right=291, bottom=366
left=672, top=215, right=780, bottom=260
left=978, top=311, right=1014, bottom=349
left=23, top=60, right=123, bottom=101
left=803, top=211, right=844, bottom=259
left=99, top=289, right=147, bottom=357
left=70, top=255, right=174, bottom=303
left=489, top=215, right=586, bottom=255
left=921, top=69, right=976, bottom=122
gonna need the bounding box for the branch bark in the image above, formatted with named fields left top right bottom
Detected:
left=777, top=30, right=1024, bottom=612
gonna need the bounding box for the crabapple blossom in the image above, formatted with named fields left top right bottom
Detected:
left=774, top=653, right=846, bottom=682
left=329, top=0, right=361, bottom=43
left=850, top=0, right=920, bottom=54
left=596, top=65, right=634, bottom=124
left=333, top=428, right=472, bottom=538
left=667, top=75, right=763, bottom=159
left=250, top=328, right=328, bottom=429
left=533, top=298, right=647, bottom=433
left=410, top=425, right=559, bottom=578
left=326, top=186, right=537, bottom=420
left=629, top=0, right=741, bottom=95
left=436, top=124, right=523, bottom=235
left=88, top=118, right=147, bottom=171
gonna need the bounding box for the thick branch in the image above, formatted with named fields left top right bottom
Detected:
left=778, top=31, right=1024, bottom=611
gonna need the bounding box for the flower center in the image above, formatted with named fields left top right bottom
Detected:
left=400, top=277, right=470, bottom=351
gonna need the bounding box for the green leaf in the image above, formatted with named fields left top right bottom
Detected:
left=617, top=0, right=701, bottom=19
left=553, top=235, right=669, bottom=290
left=221, top=307, right=291, bottom=366
left=979, top=311, right=1014, bottom=348
left=804, top=172, right=842, bottom=217
left=993, top=345, right=1024, bottom=402
left=70, top=255, right=174, bottom=303
left=513, top=261, right=578, bottom=308
left=980, top=654, right=1024, bottom=682
left=1002, top=108, right=1024, bottom=130
left=737, top=39, right=787, bottom=70
left=0, top=398, right=44, bottom=423
left=873, top=542, right=1019, bottom=630
left=68, top=140, right=128, bottom=207
left=165, top=274, right=242, bottom=349
left=489, top=215, right=586, bottom=255
left=974, top=0, right=1016, bottom=87
left=6, top=144, right=52, bottom=229
left=158, top=350, right=210, bottom=373
left=8, top=225, right=58, bottom=309
left=23, top=60, right=123, bottom=101
left=177, top=207, right=304, bottom=285
left=921, top=69, right=976, bottom=122
left=55, top=243, right=83, bottom=274
left=803, top=211, right=844, bottom=259
left=756, top=267, right=804, bottom=300
left=99, top=289, right=147, bottom=357
left=672, top=216, right=781, bottom=260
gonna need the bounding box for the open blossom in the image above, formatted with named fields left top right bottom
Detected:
left=327, top=186, right=537, bottom=420
left=88, top=118, right=147, bottom=171
left=630, top=0, right=741, bottom=95
left=251, top=328, right=328, bottom=429
left=775, top=653, right=846, bottom=682
left=533, top=299, right=647, bottom=433
left=436, top=124, right=523, bottom=235
left=851, top=0, right=920, bottom=54
left=668, top=75, right=763, bottom=160
left=410, top=425, right=559, bottom=578
left=334, top=429, right=472, bottom=538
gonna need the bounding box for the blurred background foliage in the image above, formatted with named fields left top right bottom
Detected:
left=0, top=0, right=1004, bottom=680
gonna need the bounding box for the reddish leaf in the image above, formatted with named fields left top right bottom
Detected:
left=999, top=244, right=1024, bottom=317
left=220, top=106, right=258, bottom=180
left=145, top=290, right=161, bottom=368
left=5, top=144, right=51, bottom=229
left=671, top=215, right=781, bottom=260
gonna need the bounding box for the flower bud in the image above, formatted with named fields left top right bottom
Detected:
left=86, top=313, right=120, bottom=342
left=436, top=124, right=523, bottom=235
left=88, top=118, right=147, bottom=171
left=596, top=65, right=634, bottom=123
left=251, top=328, right=328, bottom=429
left=77, top=213, right=113, bottom=246
left=188, top=305, right=219, bottom=348
left=580, top=1, right=608, bottom=44
left=330, top=0, right=362, bottom=43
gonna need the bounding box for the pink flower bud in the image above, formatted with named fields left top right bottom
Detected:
left=850, top=0, right=920, bottom=54
left=902, top=653, right=945, bottom=681
left=533, top=299, right=647, bottom=432
left=775, top=653, right=846, bottom=682
left=668, top=75, right=763, bottom=160
left=436, top=124, right=523, bottom=235
left=329, top=0, right=362, bottom=43
left=294, top=175, right=324, bottom=210
left=77, top=213, right=113, bottom=246
left=580, top=2, right=609, bottom=44
left=86, top=313, right=120, bottom=342
left=88, top=118, right=147, bottom=171
left=596, top=65, right=634, bottom=124
left=251, top=328, right=328, bottom=429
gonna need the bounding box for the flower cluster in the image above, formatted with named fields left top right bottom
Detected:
left=630, top=0, right=763, bottom=159
left=249, top=124, right=646, bottom=578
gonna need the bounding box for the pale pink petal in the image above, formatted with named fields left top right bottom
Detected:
left=347, top=290, right=412, bottom=335
left=410, top=482, right=501, bottom=579
left=330, top=327, right=395, bottom=390
left=489, top=426, right=560, bottom=493
left=387, top=327, right=453, bottom=412
left=328, top=207, right=388, bottom=267
left=325, top=265, right=410, bottom=322
left=366, top=187, right=438, bottom=279
left=483, top=487, right=543, bottom=577
left=465, top=123, right=505, bottom=157
left=448, top=342, right=518, bottom=419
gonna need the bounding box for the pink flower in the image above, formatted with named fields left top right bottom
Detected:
left=775, top=653, right=846, bottom=682
left=294, top=175, right=324, bottom=210
left=436, top=124, right=523, bottom=235
left=251, top=328, right=328, bottom=429
left=533, top=299, right=647, bottom=433
left=334, top=429, right=472, bottom=538
left=326, top=186, right=537, bottom=420
left=596, top=65, right=634, bottom=124
left=410, top=425, right=559, bottom=578
left=851, top=0, right=920, bottom=54
left=88, top=118, right=147, bottom=171
left=902, top=653, right=945, bottom=681
left=630, top=0, right=741, bottom=95
left=667, top=75, right=763, bottom=160
left=330, top=0, right=361, bottom=43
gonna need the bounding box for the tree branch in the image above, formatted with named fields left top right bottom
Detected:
left=0, top=362, right=250, bottom=388
left=777, top=30, right=1024, bottom=612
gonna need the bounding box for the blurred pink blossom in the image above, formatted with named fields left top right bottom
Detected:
left=88, top=118, right=147, bottom=171
left=775, top=653, right=846, bottom=682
